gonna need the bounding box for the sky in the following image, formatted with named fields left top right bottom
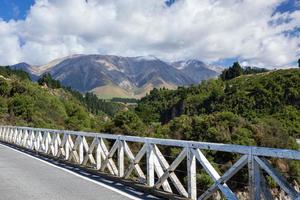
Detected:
left=0, top=0, right=299, bottom=68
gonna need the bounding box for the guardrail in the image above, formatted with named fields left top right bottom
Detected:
left=0, top=125, right=299, bottom=200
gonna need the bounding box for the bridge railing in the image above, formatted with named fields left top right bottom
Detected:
left=0, top=125, right=299, bottom=200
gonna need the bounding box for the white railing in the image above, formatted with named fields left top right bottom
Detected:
left=0, top=125, right=299, bottom=200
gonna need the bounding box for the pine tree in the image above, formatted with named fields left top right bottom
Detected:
left=220, top=62, right=243, bottom=80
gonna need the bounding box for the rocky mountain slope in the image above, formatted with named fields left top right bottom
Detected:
left=172, top=59, right=220, bottom=83
left=12, top=54, right=220, bottom=98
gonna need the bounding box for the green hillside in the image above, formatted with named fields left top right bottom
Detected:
left=0, top=67, right=104, bottom=131
left=136, top=68, right=300, bottom=148
left=104, top=67, right=300, bottom=189
left=2, top=65, right=299, bottom=150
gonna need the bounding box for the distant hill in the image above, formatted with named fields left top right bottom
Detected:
left=172, top=59, right=220, bottom=83
left=11, top=62, right=40, bottom=81
left=12, top=54, right=220, bottom=98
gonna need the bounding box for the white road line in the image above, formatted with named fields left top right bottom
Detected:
left=0, top=143, right=143, bottom=200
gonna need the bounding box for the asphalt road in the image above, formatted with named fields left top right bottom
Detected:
left=0, top=144, right=162, bottom=200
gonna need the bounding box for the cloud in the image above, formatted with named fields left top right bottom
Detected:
left=0, top=0, right=299, bottom=68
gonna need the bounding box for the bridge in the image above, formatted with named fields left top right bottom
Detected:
left=0, top=126, right=299, bottom=200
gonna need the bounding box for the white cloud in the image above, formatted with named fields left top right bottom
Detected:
left=0, top=0, right=299, bottom=68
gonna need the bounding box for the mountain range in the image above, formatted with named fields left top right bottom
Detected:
left=12, top=54, right=221, bottom=99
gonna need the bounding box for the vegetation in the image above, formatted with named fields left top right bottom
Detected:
left=243, top=66, right=269, bottom=75
left=111, top=97, right=138, bottom=104
left=37, top=73, right=127, bottom=116
left=0, top=67, right=104, bottom=131
left=0, top=66, right=31, bottom=80
left=136, top=68, right=300, bottom=141
left=135, top=66, right=300, bottom=186
left=83, top=92, right=127, bottom=116
left=1, top=63, right=299, bottom=191
left=38, top=73, right=61, bottom=89
left=220, top=62, right=268, bottom=80
left=105, top=110, right=147, bottom=136
left=220, top=62, right=243, bottom=80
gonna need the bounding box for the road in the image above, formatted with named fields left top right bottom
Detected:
left=0, top=144, right=162, bottom=200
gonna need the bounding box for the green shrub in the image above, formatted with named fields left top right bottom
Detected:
left=9, top=95, right=34, bottom=121
left=0, top=78, right=10, bottom=96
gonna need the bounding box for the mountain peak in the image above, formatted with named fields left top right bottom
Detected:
left=11, top=54, right=220, bottom=98
left=172, top=59, right=206, bottom=70
left=12, top=62, right=31, bottom=68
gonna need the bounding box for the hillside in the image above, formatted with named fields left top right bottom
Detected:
left=136, top=68, right=300, bottom=146
left=91, top=85, right=133, bottom=99
left=0, top=67, right=104, bottom=131
left=104, top=67, right=300, bottom=192
left=12, top=54, right=220, bottom=99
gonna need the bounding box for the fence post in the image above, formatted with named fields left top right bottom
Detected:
left=54, top=133, right=59, bottom=156
left=147, top=142, right=155, bottom=187
left=248, top=148, right=261, bottom=200
left=0, top=127, right=2, bottom=140
left=79, top=136, right=84, bottom=164
left=8, top=128, right=12, bottom=142
left=118, top=139, right=124, bottom=177
left=65, top=134, right=70, bottom=160
left=4, top=127, right=8, bottom=141
left=96, top=138, right=101, bottom=170
left=13, top=128, right=17, bottom=144
left=187, top=147, right=197, bottom=200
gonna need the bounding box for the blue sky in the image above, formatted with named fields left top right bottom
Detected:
left=275, top=0, right=300, bottom=13
left=0, top=0, right=34, bottom=21
left=0, top=0, right=299, bottom=68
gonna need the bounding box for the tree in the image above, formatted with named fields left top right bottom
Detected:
left=220, top=62, right=243, bottom=80
left=38, top=73, right=61, bottom=89
left=0, top=66, right=30, bottom=80
left=298, top=58, right=300, bottom=68
left=231, top=62, right=243, bottom=76
left=243, top=66, right=268, bottom=74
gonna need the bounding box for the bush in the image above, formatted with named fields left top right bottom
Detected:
left=0, top=78, right=9, bottom=96
left=9, top=95, right=34, bottom=121
left=64, top=102, right=91, bottom=130
left=110, top=111, right=146, bottom=136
